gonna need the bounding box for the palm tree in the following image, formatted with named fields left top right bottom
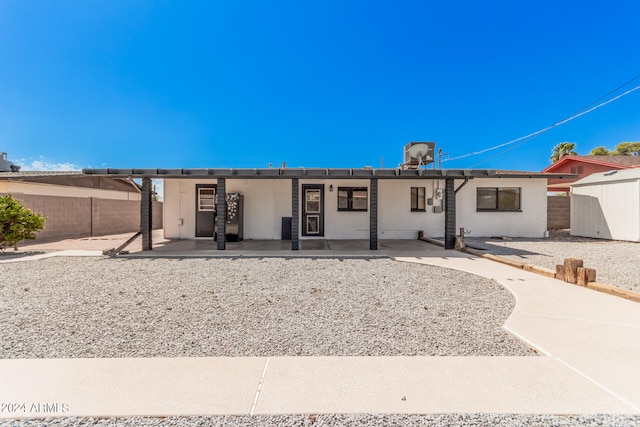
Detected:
left=550, top=142, right=577, bottom=163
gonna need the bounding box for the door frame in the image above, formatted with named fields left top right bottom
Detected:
left=195, top=184, right=217, bottom=237
left=301, top=184, right=324, bottom=237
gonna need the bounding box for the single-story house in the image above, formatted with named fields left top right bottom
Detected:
left=82, top=166, right=573, bottom=251
left=571, top=168, right=640, bottom=242
left=543, top=155, right=640, bottom=192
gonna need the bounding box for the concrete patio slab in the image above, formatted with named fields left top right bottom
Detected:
left=124, top=239, right=466, bottom=258
left=18, top=230, right=166, bottom=253
left=0, top=357, right=266, bottom=419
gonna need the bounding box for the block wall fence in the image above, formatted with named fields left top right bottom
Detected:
left=2, top=193, right=163, bottom=241
left=547, top=195, right=570, bottom=230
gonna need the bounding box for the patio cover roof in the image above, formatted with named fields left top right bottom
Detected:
left=82, top=167, right=575, bottom=180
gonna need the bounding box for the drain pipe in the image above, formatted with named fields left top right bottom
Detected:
left=454, top=177, right=469, bottom=194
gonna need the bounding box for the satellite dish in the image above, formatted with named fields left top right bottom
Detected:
left=404, top=142, right=435, bottom=169
left=408, top=143, right=432, bottom=160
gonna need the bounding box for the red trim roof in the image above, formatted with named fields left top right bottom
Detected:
left=542, top=155, right=640, bottom=172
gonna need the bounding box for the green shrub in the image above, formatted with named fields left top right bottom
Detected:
left=0, top=194, right=46, bottom=250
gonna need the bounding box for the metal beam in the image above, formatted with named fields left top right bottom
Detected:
left=81, top=168, right=577, bottom=180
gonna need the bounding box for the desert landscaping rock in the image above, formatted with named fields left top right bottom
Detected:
left=465, top=235, right=640, bottom=293
left=3, top=414, right=640, bottom=427
left=0, top=257, right=532, bottom=358
left=3, top=256, right=638, bottom=426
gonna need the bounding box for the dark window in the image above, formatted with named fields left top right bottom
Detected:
left=570, top=167, right=576, bottom=174
left=477, top=187, right=521, bottom=212
left=338, top=187, right=368, bottom=211
left=411, top=187, right=426, bottom=212
left=577, top=166, right=584, bottom=174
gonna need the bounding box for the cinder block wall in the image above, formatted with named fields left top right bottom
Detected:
left=152, top=201, right=163, bottom=230
left=91, top=198, right=139, bottom=235
left=2, top=193, right=163, bottom=241
left=547, top=195, right=570, bottom=230
left=8, top=193, right=91, bottom=240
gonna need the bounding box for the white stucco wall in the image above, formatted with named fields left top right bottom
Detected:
left=299, top=179, right=369, bottom=239
left=164, top=177, right=547, bottom=240
left=298, top=179, right=446, bottom=239
left=0, top=181, right=141, bottom=200
left=571, top=179, right=640, bottom=242
left=456, top=178, right=548, bottom=238
left=228, top=179, right=291, bottom=239
left=378, top=179, right=445, bottom=238
left=164, top=179, right=291, bottom=239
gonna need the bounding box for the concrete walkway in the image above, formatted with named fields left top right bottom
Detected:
left=1, top=243, right=639, bottom=419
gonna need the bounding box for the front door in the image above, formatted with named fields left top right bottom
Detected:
left=302, top=184, right=324, bottom=236
left=195, top=184, right=216, bottom=237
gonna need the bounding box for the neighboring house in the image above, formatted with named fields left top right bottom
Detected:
left=571, top=169, right=640, bottom=242
left=83, top=166, right=573, bottom=251
left=543, top=155, right=640, bottom=192
left=0, top=171, right=142, bottom=200
left=0, top=166, right=162, bottom=241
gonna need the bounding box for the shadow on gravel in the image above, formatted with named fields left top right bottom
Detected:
left=0, top=250, right=46, bottom=260
left=466, top=233, right=622, bottom=259
left=464, top=238, right=551, bottom=258
left=113, top=255, right=385, bottom=261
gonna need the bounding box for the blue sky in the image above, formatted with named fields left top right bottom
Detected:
left=2, top=0, right=639, bottom=172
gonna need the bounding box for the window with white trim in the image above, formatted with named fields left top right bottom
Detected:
left=198, top=188, right=215, bottom=211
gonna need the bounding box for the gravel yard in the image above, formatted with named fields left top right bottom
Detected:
left=0, top=257, right=532, bottom=358
left=465, top=234, right=640, bottom=293
left=3, top=256, right=639, bottom=427
left=3, top=414, right=640, bottom=427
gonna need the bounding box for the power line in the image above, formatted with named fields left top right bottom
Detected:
left=443, top=75, right=640, bottom=163
left=471, top=84, right=640, bottom=167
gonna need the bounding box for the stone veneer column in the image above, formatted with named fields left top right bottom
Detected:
left=444, top=178, right=456, bottom=250
left=370, top=178, right=378, bottom=250
left=291, top=178, right=299, bottom=250
left=141, top=177, right=153, bottom=251
left=216, top=178, right=226, bottom=250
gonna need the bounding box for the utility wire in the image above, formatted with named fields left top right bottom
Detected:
left=443, top=75, right=640, bottom=163
left=470, top=137, right=534, bottom=168
left=577, top=72, right=640, bottom=113
left=471, top=82, right=640, bottom=168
